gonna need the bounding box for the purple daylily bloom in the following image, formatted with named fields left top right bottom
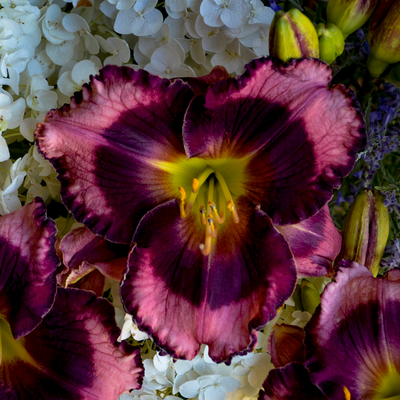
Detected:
left=0, top=199, right=143, bottom=399
left=35, top=57, right=364, bottom=362
left=305, top=261, right=400, bottom=399
left=261, top=261, right=400, bottom=399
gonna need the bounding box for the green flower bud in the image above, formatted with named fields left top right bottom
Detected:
left=327, top=0, right=380, bottom=39
left=367, top=0, right=400, bottom=78
left=365, top=191, right=390, bottom=277
left=339, top=190, right=390, bottom=276
left=316, top=23, right=345, bottom=64
left=269, top=9, right=319, bottom=62
left=300, top=279, right=321, bottom=315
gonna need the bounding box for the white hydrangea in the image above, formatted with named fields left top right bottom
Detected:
left=62, top=13, right=100, bottom=55
left=57, top=57, right=102, bottom=104
left=0, top=155, right=28, bottom=215
left=144, top=46, right=195, bottom=78
left=118, top=313, right=150, bottom=342
left=114, top=0, right=163, bottom=37
left=200, top=0, right=249, bottom=29
left=96, top=36, right=131, bottom=65
left=42, top=4, right=80, bottom=65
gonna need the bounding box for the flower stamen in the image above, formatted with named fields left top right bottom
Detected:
left=215, top=171, right=239, bottom=223
left=227, top=200, right=240, bottom=224
left=185, top=167, right=215, bottom=214
left=179, top=186, right=186, bottom=218
left=208, top=201, right=224, bottom=224
left=199, top=206, right=206, bottom=225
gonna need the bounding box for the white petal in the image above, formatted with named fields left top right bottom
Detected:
left=99, top=0, right=119, bottom=18
left=71, top=60, right=100, bottom=85
left=200, top=0, right=223, bottom=27
left=0, top=136, right=10, bottom=162
left=114, top=8, right=137, bottom=34
left=179, top=380, right=201, bottom=398
left=62, top=13, right=90, bottom=32
left=2, top=98, right=26, bottom=129
left=220, top=0, right=248, bottom=29
left=132, top=9, right=163, bottom=36
left=45, top=41, right=76, bottom=66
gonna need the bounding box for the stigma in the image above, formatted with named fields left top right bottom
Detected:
left=178, top=167, right=240, bottom=256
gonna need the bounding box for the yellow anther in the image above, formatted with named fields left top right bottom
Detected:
left=192, top=178, right=199, bottom=193
left=227, top=200, right=240, bottom=224
left=343, top=387, right=351, bottom=400
left=179, top=186, right=186, bottom=218
left=199, top=206, right=206, bottom=225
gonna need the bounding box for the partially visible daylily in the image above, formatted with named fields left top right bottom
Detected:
left=260, top=261, right=400, bottom=400
left=0, top=199, right=143, bottom=399
left=36, top=58, right=364, bottom=362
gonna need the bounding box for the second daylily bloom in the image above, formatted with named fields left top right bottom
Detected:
left=0, top=199, right=143, bottom=399
left=36, top=58, right=365, bottom=362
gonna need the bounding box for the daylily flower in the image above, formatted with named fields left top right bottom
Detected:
left=0, top=199, right=143, bottom=398
left=35, top=58, right=364, bottom=362
left=260, top=261, right=400, bottom=399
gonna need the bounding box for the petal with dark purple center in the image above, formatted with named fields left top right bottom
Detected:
left=305, top=261, right=400, bottom=399
left=275, top=206, right=342, bottom=277
left=183, top=57, right=365, bottom=225
left=260, top=362, right=327, bottom=400
left=0, top=198, right=58, bottom=340
left=120, top=197, right=297, bottom=362
left=35, top=66, right=194, bottom=243
left=0, top=288, right=143, bottom=400
left=60, top=226, right=129, bottom=282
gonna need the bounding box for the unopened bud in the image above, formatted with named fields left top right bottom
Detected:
left=339, top=190, right=390, bottom=276
left=327, top=0, right=380, bottom=39
left=367, top=0, right=400, bottom=77
left=269, top=9, right=319, bottom=62
left=316, top=23, right=345, bottom=64
left=300, top=279, right=320, bottom=315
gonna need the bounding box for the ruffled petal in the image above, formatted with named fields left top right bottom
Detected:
left=275, top=206, right=341, bottom=277
left=0, top=198, right=58, bottom=339
left=260, top=363, right=327, bottom=400
left=121, top=197, right=297, bottom=362
left=60, top=226, right=129, bottom=282
left=305, top=261, right=400, bottom=399
left=183, top=57, right=365, bottom=225
left=179, top=65, right=230, bottom=96
left=0, top=288, right=143, bottom=400
left=36, top=66, right=194, bottom=243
